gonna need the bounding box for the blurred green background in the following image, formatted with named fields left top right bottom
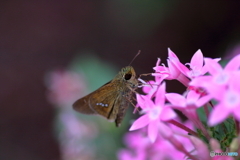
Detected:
left=1, top=1, right=240, bottom=160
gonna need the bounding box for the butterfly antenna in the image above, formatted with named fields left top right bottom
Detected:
left=129, top=50, right=141, bottom=66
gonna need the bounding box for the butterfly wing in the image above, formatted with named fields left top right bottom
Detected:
left=73, top=94, right=96, bottom=114
left=73, top=81, right=120, bottom=121
left=89, top=82, right=120, bottom=121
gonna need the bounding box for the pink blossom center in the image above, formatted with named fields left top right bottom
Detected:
left=214, top=72, right=229, bottom=85
left=149, top=107, right=161, bottom=120
left=224, top=90, right=240, bottom=108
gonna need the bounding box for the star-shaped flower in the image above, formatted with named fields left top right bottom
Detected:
left=130, top=83, right=176, bottom=142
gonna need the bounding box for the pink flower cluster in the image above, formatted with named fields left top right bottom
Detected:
left=46, top=70, right=98, bottom=160
left=119, top=49, right=240, bottom=160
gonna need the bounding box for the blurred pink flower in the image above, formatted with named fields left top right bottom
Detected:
left=209, top=139, right=234, bottom=160
left=120, top=121, right=196, bottom=160
left=190, top=54, right=240, bottom=126
left=45, top=70, right=87, bottom=106
left=59, top=110, right=98, bottom=160
left=118, top=149, right=145, bottom=160
left=118, top=130, right=149, bottom=160
left=190, top=55, right=240, bottom=101
left=59, top=110, right=98, bottom=140
left=208, top=83, right=240, bottom=126
left=188, top=136, right=211, bottom=160
left=45, top=69, right=100, bottom=160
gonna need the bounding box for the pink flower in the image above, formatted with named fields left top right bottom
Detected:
left=184, top=49, right=205, bottom=78
left=209, top=139, right=235, bottom=160
left=165, top=90, right=212, bottom=134
left=190, top=55, right=240, bottom=101
left=118, top=130, right=149, bottom=160
left=166, top=90, right=211, bottom=109
left=59, top=110, right=98, bottom=139
left=189, top=136, right=211, bottom=160
left=119, top=128, right=191, bottom=160
left=142, top=80, right=159, bottom=98
left=121, top=50, right=240, bottom=160
left=151, top=135, right=190, bottom=160
left=130, top=83, right=176, bottom=142
left=153, top=49, right=190, bottom=86
left=190, top=54, right=240, bottom=126
left=166, top=89, right=212, bottom=140
left=118, top=149, right=145, bottom=160
left=178, top=49, right=215, bottom=79
left=209, top=82, right=240, bottom=126
left=59, top=110, right=98, bottom=160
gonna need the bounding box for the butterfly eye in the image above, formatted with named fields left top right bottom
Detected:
left=124, top=73, right=132, bottom=80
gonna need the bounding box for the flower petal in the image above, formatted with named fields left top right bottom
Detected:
left=148, top=120, right=159, bottom=143
left=196, top=95, right=212, bottom=107
left=160, top=107, right=176, bottom=121
left=187, top=90, right=200, bottom=101
left=189, top=136, right=210, bottom=160
left=153, top=66, right=167, bottom=72
left=136, top=94, right=146, bottom=109
left=225, top=54, right=240, bottom=71
left=229, top=71, right=240, bottom=91
left=142, top=80, right=154, bottom=94
left=204, top=58, right=223, bottom=75
left=201, top=58, right=221, bottom=75
left=190, top=49, right=203, bottom=69
left=208, top=104, right=230, bottom=126
left=158, top=122, right=173, bottom=139
left=155, top=82, right=166, bottom=106
left=156, top=58, right=161, bottom=66
left=233, top=106, right=240, bottom=120
left=129, top=115, right=150, bottom=131
left=165, top=93, right=186, bottom=107
left=168, top=48, right=179, bottom=59
left=189, top=76, right=212, bottom=88
left=171, top=59, right=190, bottom=78
left=167, top=59, right=181, bottom=79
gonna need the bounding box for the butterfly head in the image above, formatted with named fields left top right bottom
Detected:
left=120, top=66, right=138, bottom=89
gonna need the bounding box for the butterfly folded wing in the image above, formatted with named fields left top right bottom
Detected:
left=73, top=81, right=120, bottom=122
left=73, top=94, right=96, bottom=114
left=89, top=83, right=120, bottom=121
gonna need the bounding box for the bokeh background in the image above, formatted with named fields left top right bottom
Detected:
left=1, top=1, right=240, bottom=160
